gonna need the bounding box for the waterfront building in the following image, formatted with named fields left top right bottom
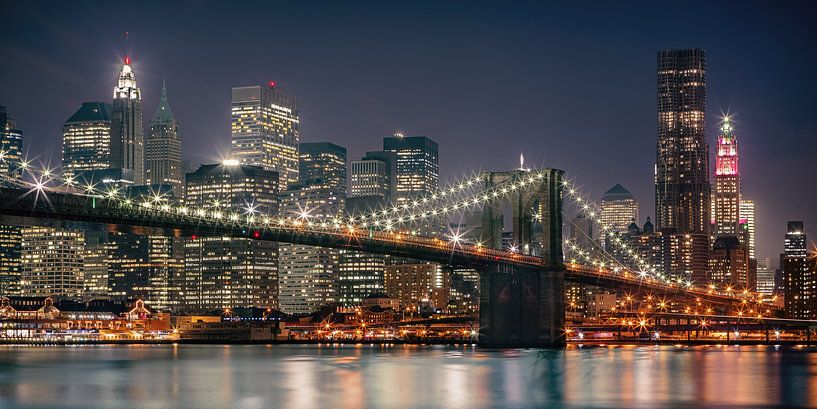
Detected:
left=783, top=221, right=815, bottom=319
left=231, top=83, right=300, bottom=188
left=0, top=225, right=21, bottom=296
left=20, top=227, right=84, bottom=299
left=182, top=163, right=280, bottom=313
left=61, top=102, right=112, bottom=179
left=655, top=49, right=710, bottom=281
left=146, top=81, right=183, bottom=199
left=107, top=233, right=182, bottom=311
left=337, top=250, right=385, bottom=306
left=384, top=263, right=449, bottom=311
left=0, top=105, right=23, bottom=180
left=382, top=133, right=438, bottom=204
left=82, top=231, right=108, bottom=300
left=110, top=56, right=145, bottom=185
left=600, top=184, right=639, bottom=236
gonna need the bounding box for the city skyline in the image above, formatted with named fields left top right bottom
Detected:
left=1, top=1, right=816, bottom=265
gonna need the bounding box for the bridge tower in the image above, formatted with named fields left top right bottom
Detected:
left=478, top=168, right=566, bottom=347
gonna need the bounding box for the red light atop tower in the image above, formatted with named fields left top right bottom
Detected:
left=124, top=56, right=131, bottom=65
left=268, top=81, right=276, bottom=89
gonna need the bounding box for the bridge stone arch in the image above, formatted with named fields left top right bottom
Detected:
left=480, top=168, right=563, bottom=268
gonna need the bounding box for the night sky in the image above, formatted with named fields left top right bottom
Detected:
left=1, top=1, right=815, bottom=264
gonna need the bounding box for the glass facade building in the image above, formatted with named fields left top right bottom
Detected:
left=0, top=105, right=24, bottom=181
left=146, top=81, right=183, bottom=199
left=62, top=102, right=112, bottom=179
left=382, top=134, right=438, bottom=204
left=231, top=84, right=300, bottom=189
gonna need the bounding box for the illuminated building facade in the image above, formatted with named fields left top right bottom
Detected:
left=82, top=232, right=108, bottom=300
left=708, top=236, right=750, bottom=288
left=61, top=102, right=112, bottom=179
left=655, top=49, right=710, bottom=235
left=231, top=84, right=300, bottom=189
left=714, top=118, right=740, bottom=236
left=20, top=227, right=84, bottom=299
left=384, top=263, right=449, bottom=311
left=278, top=176, right=345, bottom=314
left=655, top=49, right=710, bottom=281
left=107, top=233, right=182, bottom=311
left=0, top=105, right=23, bottom=180
left=382, top=134, right=438, bottom=204
left=337, top=250, right=385, bottom=306
left=146, top=81, right=183, bottom=199
left=756, top=257, right=775, bottom=296
left=739, top=199, right=756, bottom=259
left=110, top=56, right=145, bottom=185
left=299, top=142, right=347, bottom=195
left=0, top=225, right=21, bottom=296
left=182, top=163, right=280, bottom=313
left=783, top=221, right=815, bottom=319
left=599, top=184, right=639, bottom=248
left=349, top=151, right=397, bottom=213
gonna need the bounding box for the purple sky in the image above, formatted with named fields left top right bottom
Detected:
left=1, top=1, right=816, bottom=264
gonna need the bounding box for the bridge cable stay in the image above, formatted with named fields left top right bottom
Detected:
left=0, top=154, right=775, bottom=309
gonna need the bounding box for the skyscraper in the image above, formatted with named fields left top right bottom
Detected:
left=783, top=221, right=815, bottom=319
left=0, top=105, right=24, bottom=180
left=182, top=162, right=280, bottom=312
left=110, top=56, right=144, bottom=185
left=599, top=183, right=639, bottom=238
left=107, top=233, right=182, bottom=311
left=20, top=227, right=85, bottom=299
left=348, top=151, right=397, bottom=215
left=739, top=199, right=756, bottom=259
left=382, top=134, right=439, bottom=204
left=62, top=102, right=112, bottom=179
left=231, top=83, right=300, bottom=189
left=655, top=49, right=710, bottom=281
left=714, top=118, right=740, bottom=236
left=146, top=80, right=183, bottom=199
left=299, top=142, right=347, bottom=194
left=656, top=49, right=709, bottom=234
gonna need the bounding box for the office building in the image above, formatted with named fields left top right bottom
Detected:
left=740, top=199, right=756, bottom=259
left=0, top=105, right=23, bottom=180
left=713, top=118, right=741, bottom=236
left=337, top=250, right=385, bottom=306
left=61, top=102, right=112, bottom=179
left=783, top=221, right=815, bottom=319
left=384, top=263, right=449, bottom=311
left=110, top=56, right=145, bottom=185
left=82, top=231, right=109, bottom=300
left=181, top=163, right=280, bottom=312
left=231, top=83, right=300, bottom=188
left=107, top=233, right=182, bottom=311
left=708, top=236, right=750, bottom=289
left=299, top=142, right=347, bottom=194
left=0, top=225, right=21, bottom=296
left=600, top=184, right=639, bottom=234
left=382, top=134, right=438, bottom=204
left=349, top=151, right=397, bottom=214
left=20, top=227, right=84, bottom=299
left=146, top=81, right=183, bottom=198
left=756, top=257, right=775, bottom=296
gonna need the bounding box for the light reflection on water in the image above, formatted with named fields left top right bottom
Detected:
left=0, top=344, right=815, bottom=409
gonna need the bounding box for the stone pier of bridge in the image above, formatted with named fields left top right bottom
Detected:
left=477, top=168, right=566, bottom=347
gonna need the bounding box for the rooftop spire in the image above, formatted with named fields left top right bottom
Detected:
left=151, top=78, right=175, bottom=124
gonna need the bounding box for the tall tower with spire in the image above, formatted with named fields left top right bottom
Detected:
left=714, top=117, right=740, bottom=236
left=146, top=80, right=183, bottom=198
left=110, top=55, right=144, bottom=184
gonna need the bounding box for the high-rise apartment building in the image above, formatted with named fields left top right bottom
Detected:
left=783, top=221, right=815, bottom=319
left=656, top=49, right=709, bottom=234
left=0, top=105, right=24, bottom=180
left=0, top=225, right=21, bottom=296
left=713, top=118, right=740, bottom=236
left=146, top=81, right=183, bottom=199
left=655, top=49, right=710, bottom=281
left=231, top=83, right=300, bottom=189
left=382, top=134, right=438, bottom=204
left=181, top=163, right=280, bottom=312
left=61, top=102, right=112, bottom=179
left=110, top=56, right=145, bottom=185
left=20, top=227, right=84, bottom=299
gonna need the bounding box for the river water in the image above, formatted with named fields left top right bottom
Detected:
left=0, top=344, right=815, bottom=409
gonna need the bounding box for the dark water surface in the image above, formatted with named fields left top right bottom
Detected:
left=0, top=344, right=815, bottom=409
